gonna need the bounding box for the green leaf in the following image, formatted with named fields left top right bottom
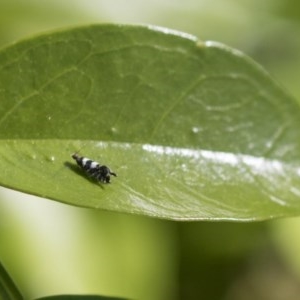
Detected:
left=0, top=24, right=300, bottom=221
left=35, top=295, right=126, bottom=300
left=0, top=262, right=23, bottom=300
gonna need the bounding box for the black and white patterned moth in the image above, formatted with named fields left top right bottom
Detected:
left=72, top=153, right=117, bottom=183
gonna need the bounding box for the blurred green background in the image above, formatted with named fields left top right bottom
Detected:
left=1, top=0, right=300, bottom=299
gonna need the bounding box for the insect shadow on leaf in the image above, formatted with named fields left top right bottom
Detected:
left=64, top=161, right=106, bottom=189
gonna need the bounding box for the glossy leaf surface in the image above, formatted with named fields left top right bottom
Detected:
left=0, top=24, right=300, bottom=220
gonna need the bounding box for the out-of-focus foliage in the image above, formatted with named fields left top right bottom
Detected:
left=0, top=262, right=22, bottom=300
left=0, top=0, right=104, bottom=47
left=0, top=191, right=177, bottom=300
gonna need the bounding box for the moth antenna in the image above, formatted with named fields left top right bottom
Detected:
left=71, top=144, right=86, bottom=159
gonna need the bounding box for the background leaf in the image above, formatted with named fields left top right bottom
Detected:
left=0, top=262, right=23, bottom=300
left=36, top=295, right=127, bottom=300
left=0, top=24, right=300, bottom=221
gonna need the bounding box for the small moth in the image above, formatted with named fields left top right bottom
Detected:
left=72, top=153, right=117, bottom=183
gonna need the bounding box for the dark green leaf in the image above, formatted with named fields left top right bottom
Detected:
left=0, top=24, right=300, bottom=221
left=0, top=262, right=23, bottom=300
left=35, top=295, right=126, bottom=300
